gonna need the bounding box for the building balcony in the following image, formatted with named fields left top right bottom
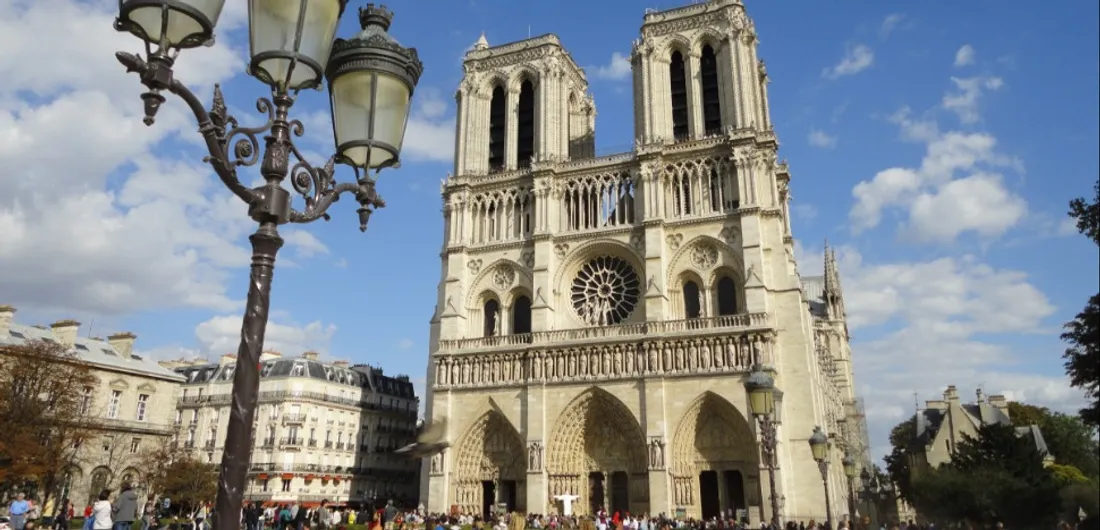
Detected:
left=203, top=440, right=216, bottom=450
left=260, top=437, right=276, bottom=449
left=283, top=412, right=307, bottom=424
left=433, top=313, right=775, bottom=390
left=324, top=441, right=334, bottom=449
left=307, top=439, right=318, bottom=448
left=279, top=437, right=303, bottom=449
left=183, top=440, right=195, bottom=449
left=335, top=442, right=345, bottom=450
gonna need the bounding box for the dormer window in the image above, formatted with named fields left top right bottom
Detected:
left=291, top=364, right=305, bottom=377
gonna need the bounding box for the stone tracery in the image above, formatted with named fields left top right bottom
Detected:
left=546, top=388, right=649, bottom=514
left=670, top=392, right=758, bottom=514
left=451, top=410, right=527, bottom=514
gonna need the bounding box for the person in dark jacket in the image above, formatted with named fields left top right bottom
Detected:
left=293, top=504, right=309, bottom=530
left=112, top=485, right=141, bottom=530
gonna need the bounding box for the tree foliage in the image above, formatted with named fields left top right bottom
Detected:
left=883, top=415, right=917, bottom=503
left=1007, top=402, right=1099, bottom=479
left=0, top=339, right=98, bottom=506
left=158, top=455, right=217, bottom=517
left=1064, top=179, right=1100, bottom=427
left=909, top=423, right=1061, bottom=527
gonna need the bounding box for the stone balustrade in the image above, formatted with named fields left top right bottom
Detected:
left=433, top=313, right=774, bottom=389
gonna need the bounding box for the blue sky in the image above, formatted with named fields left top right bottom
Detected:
left=0, top=0, right=1096, bottom=464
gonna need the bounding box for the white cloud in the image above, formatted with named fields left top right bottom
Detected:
left=807, top=129, right=838, bottom=149
left=822, top=45, right=874, bottom=79
left=792, top=204, right=818, bottom=221
left=954, top=44, right=976, bottom=67
left=403, top=88, right=456, bottom=164
left=794, top=242, right=1084, bottom=462
left=943, top=76, right=1004, bottom=124
left=590, top=52, right=632, bottom=81
left=194, top=314, right=337, bottom=358
left=282, top=229, right=330, bottom=259
left=849, top=84, right=1026, bottom=242
left=879, top=14, right=906, bottom=39
left=397, top=338, right=415, bottom=350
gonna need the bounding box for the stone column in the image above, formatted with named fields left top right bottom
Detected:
left=506, top=88, right=519, bottom=169
left=686, top=52, right=703, bottom=139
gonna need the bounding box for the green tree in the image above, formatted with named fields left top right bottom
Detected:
left=158, top=456, right=217, bottom=519
left=910, top=423, right=1061, bottom=527
left=883, top=415, right=916, bottom=502
left=1008, top=401, right=1099, bottom=479
left=1064, top=179, right=1100, bottom=427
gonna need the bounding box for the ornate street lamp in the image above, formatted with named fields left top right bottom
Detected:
left=842, top=452, right=858, bottom=525
left=745, top=368, right=781, bottom=527
left=808, top=426, right=834, bottom=529
left=113, top=2, right=422, bottom=530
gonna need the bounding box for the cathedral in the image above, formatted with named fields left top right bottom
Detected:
left=422, top=0, right=866, bottom=524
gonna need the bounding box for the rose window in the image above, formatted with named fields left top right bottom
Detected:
left=571, top=256, right=641, bottom=326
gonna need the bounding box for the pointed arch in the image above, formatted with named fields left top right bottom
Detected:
left=545, top=387, right=648, bottom=515
left=665, top=235, right=744, bottom=290
left=670, top=392, right=758, bottom=516
left=450, top=409, right=527, bottom=515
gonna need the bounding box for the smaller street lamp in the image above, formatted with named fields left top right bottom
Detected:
left=808, top=426, right=833, bottom=529
left=842, top=452, right=858, bottom=524
left=746, top=368, right=781, bottom=527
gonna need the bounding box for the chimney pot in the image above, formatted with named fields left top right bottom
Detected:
left=0, top=305, right=15, bottom=335
left=107, top=332, right=137, bottom=359
left=260, top=350, right=282, bottom=362
left=976, top=388, right=985, bottom=403
left=50, top=320, right=82, bottom=349
left=302, top=351, right=320, bottom=361
left=333, top=360, right=349, bottom=367
left=220, top=354, right=237, bottom=366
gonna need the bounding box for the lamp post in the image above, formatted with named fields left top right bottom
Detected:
left=113, top=2, right=423, bottom=530
left=842, top=452, right=858, bottom=526
left=745, top=368, right=781, bottom=527
left=808, top=426, right=833, bottom=529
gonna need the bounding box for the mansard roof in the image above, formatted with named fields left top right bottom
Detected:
left=0, top=322, right=184, bottom=382
left=174, top=358, right=415, bottom=399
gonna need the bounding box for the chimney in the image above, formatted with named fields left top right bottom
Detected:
left=333, top=360, right=349, bottom=367
left=988, top=395, right=1008, bottom=417
left=260, top=350, right=282, bottom=362
left=220, top=354, right=236, bottom=366
left=302, top=351, right=320, bottom=361
left=0, top=305, right=14, bottom=335
left=976, top=388, right=985, bottom=404
left=50, top=320, right=81, bottom=349
left=943, top=385, right=958, bottom=402
left=107, top=332, right=137, bottom=359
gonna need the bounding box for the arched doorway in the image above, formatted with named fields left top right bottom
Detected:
left=546, top=388, right=648, bottom=515
left=88, top=467, right=111, bottom=505
left=671, top=392, right=759, bottom=519
left=450, top=411, right=526, bottom=517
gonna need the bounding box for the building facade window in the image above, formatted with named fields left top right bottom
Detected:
left=136, top=394, right=149, bottom=421
left=130, top=437, right=141, bottom=454
left=107, top=390, right=122, bottom=419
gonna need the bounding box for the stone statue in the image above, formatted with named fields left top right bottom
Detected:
left=554, top=495, right=579, bottom=516
left=648, top=438, right=664, bottom=469
left=430, top=453, right=443, bottom=474
left=698, top=290, right=707, bottom=318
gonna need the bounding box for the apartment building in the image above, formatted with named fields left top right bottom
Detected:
left=0, top=305, right=184, bottom=506
left=164, top=351, right=420, bottom=508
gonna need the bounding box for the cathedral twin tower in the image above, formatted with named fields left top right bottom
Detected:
left=424, top=0, right=862, bottom=524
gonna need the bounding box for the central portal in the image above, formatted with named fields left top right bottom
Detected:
left=546, top=388, right=650, bottom=515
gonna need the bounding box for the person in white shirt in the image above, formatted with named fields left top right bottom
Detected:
left=91, top=491, right=113, bottom=530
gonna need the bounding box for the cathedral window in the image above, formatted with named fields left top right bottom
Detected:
left=483, top=299, right=501, bottom=337
left=682, top=280, right=702, bottom=319
left=669, top=51, right=690, bottom=140
left=511, top=295, right=532, bottom=334
left=563, top=173, right=636, bottom=232
left=700, top=44, right=722, bottom=135
left=517, top=79, right=535, bottom=168
left=488, top=86, right=506, bottom=172
left=716, top=276, right=738, bottom=316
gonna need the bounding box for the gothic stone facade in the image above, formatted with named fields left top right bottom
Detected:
left=423, top=0, right=860, bottom=523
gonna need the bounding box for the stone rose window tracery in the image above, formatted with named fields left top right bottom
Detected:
left=571, top=256, right=641, bottom=326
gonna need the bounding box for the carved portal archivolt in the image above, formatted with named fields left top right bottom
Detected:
left=546, top=388, right=649, bottom=515
left=451, top=411, right=527, bottom=514
left=671, top=392, right=759, bottom=516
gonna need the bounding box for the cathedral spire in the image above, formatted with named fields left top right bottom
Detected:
left=823, top=241, right=841, bottom=295
left=473, top=32, right=489, bottom=50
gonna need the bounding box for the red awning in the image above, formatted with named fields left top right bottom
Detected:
left=323, top=475, right=332, bottom=481
left=305, top=475, right=315, bottom=481
left=281, top=473, right=293, bottom=480
left=257, top=474, right=269, bottom=480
